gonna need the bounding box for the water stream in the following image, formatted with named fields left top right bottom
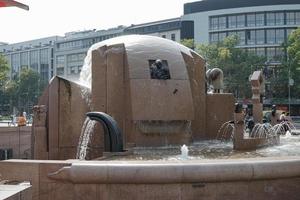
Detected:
left=76, top=117, right=97, bottom=160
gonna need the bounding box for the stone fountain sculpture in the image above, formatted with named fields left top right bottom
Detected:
left=206, top=68, right=224, bottom=93
left=32, top=35, right=235, bottom=160
left=0, top=35, right=299, bottom=200
left=232, top=71, right=279, bottom=150
left=250, top=70, right=265, bottom=123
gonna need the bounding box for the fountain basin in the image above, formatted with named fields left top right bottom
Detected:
left=48, top=157, right=300, bottom=184
left=234, top=135, right=280, bottom=150
left=0, top=158, right=300, bottom=200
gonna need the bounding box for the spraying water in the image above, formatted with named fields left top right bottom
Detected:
left=76, top=117, right=97, bottom=160
left=180, top=144, right=189, bottom=159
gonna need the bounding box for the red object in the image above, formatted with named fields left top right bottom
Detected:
left=0, top=0, right=29, bottom=10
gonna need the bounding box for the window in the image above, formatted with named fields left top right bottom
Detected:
left=275, top=29, right=284, bottom=44
left=219, top=32, right=227, bottom=42
left=286, top=12, right=295, bottom=25
left=256, top=30, right=265, bottom=44
left=78, top=66, right=82, bottom=73
left=162, top=35, right=166, bottom=38
left=171, top=34, right=176, bottom=41
left=30, top=50, right=39, bottom=71
left=266, top=29, right=275, bottom=44
left=296, top=11, right=300, bottom=24
left=256, top=13, right=265, bottom=26
left=266, top=13, right=276, bottom=26
left=219, top=16, right=226, bottom=29
left=228, top=15, right=236, bottom=28
left=210, top=17, right=219, bottom=30
left=246, top=30, right=255, bottom=45
left=68, top=66, right=77, bottom=75
left=56, top=55, right=65, bottom=68
left=40, top=49, right=49, bottom=80
left=236, top=15, right=245, bottom=28
left=56, top=67, right=64, bottom=76
left=237, top=31, right=245, bottom=45
left=210, top=33, right=219, bottom=43
left=275, top=12, right=284, bottom=25
left=11, top=53, right=20, bottom=75
left=20, top=52, right=28, bottom=69
left=247, top=14, right=255, bottom=27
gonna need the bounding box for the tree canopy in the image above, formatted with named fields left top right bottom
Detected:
left=286, top=27, right=300, bottom=98
left=0, top=54, right=9, bottom=89
left=196, top=35, right=266, bottom=99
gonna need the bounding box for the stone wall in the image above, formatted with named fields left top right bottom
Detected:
left=0, top=126, right=32, bottom=159
left=0, top=159, right=299, bottom=200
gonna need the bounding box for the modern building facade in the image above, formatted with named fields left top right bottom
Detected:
left=0, top=36, right=61, bottom=81
left=124, top=18, right=194, bottom=43
left=183, top=0, right=300, bottom=63
left=3, top=0, right=300, bottom=82
left=54, top=26, right=125, bottom=79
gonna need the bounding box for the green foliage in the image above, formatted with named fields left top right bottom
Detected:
left=0, top=54, right=10, bottom=114
left=197, top=35, right=266, bottom=99
left=286, top=28, right=300, bottom=98
left=0, top=66, right=47, bottom=115
left=180, top=39, right=195, bottom=49
left=0, top=54, right=9, bottom=89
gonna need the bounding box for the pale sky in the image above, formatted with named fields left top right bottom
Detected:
left=0, top=0, right=196, bottom=44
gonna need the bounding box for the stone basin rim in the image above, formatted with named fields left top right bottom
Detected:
left=48, top=156, right=300, bottom=184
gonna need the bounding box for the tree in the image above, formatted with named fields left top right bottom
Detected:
left=196, top=35, right=266, bottom=99
left=16, top=68, right=47, bottom=114
left=0, top=54, right=9, bottom=89
left=4, top=68, right=47, bottom=114
left=180, top=39, right=195, bottom=49
left=0, top=54, right=10, bottom=114
left=286, top=28, right=300, bottom=98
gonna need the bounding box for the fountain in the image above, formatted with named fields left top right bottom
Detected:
left=0, top=35, right=299, bottom=200
left=180, top=144, right=189, bottom=160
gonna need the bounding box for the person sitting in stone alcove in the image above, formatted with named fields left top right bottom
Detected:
left=150, top=59, right=170, bottom=80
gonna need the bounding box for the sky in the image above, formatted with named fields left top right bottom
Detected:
left=0, top=0, right=196, bottom=44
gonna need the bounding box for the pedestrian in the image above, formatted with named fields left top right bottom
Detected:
left=17, top=113, right=26, bottom=127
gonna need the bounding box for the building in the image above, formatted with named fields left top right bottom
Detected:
left=124, top=18, right=194, bottom=43
left=183, top=0, right=300, bottom=63
left=0, top=36, right=61, bottom=81
left=54, top=26, right=125, bottom=79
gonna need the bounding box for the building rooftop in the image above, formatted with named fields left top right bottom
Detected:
left=184, top=0, right=300, bottom=14
left=0, top=36, right=61, bottom=53
left=125, top=18, right=181, bottom=30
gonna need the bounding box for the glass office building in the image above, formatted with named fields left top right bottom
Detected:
left=0, top=37, right=60, bottom=81
left=183, top=0, right=300, bottom=63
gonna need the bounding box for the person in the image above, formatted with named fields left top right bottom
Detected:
left=285, top=112, right=292, bottom=122
left=11, top=114, right=16, bottom=126
left=270, top=104, right=280, bottom=126
left=150, top=59, right=170, bottom=80
left=262, top=117, right=272, bottom=130
left=17, top=113, right=26, bottom=127
left=23, top=111, right=27, bottom=121
left=279, top=112, right=286, bottom=122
